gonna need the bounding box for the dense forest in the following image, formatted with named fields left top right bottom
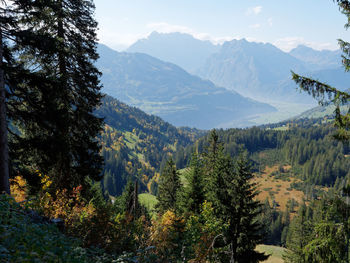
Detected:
left=1, top=0, right=350, bottom=262
left=96, top=95, right=204, bottom=196
left=189, top=119, right=350, bottom=189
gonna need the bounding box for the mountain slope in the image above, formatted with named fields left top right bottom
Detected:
left=196, top=39, right=309, bottom=102
left=197, top=39, right=349, bottom=105
left=127, top=31, right=219, bottom=73
left=95, top=95, right=205, bottom=196
left=96, top=44, right=276, bottom=129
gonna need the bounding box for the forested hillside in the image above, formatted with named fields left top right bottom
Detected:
left=97, top=94, right=350, bottom=204
left=95, top=95, right=204, bottom=196
left=188, top=119, right=350, bottom=190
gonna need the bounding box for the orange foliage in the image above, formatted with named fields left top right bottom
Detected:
left=149, top=211, right=185, bottom=261
left=39, top=186, right=95, bottom=226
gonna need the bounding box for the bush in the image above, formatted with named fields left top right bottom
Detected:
left=0, top=194, right=114, bottom=262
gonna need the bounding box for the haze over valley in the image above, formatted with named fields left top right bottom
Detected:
left=3, top=1, right=350, bottom=262
left=97, top=32, right=349, bottom=128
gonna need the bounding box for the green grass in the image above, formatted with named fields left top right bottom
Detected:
left=256, top=245, right=287, bottom=263
left=123, top=131, right=139, bottom=150
left=178, top=168, right=190, bottom=186
left=138, top=193, right=158, bottom=214
left=273, top=126, right=289, bottom=131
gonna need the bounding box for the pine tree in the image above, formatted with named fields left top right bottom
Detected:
left=0, top=0, right=50, bottom=194
left=6, top=0, right=103, bottom=192
left=181, top=153, right=205, bottom=215
left=203, top=129, right=224, bottom=207
left=204, top=132, right=268, bottom=262
left=155, top=158, right=182, bottom=214
left=284, top=204, right=311, bottom=263
left=0, top=6, right=9, bottom=194
left=225, top=154, right=269, bottom=263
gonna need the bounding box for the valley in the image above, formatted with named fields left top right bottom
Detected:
left=99, top=32, right=350, bottom=128
left=3, top=1, right=350, bottom=261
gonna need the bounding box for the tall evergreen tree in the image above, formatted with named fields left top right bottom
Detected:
left=203, top=129, right=224, bottom=206
left=204, top=131, right=268, bottom=262
left=0, top=0, right=50, bottom=193
left=0, top=3, right=9, bottom=194
left=226, top=154, right=268, bottom=263
left=6, top=0, right=104, bottom=192
left=284, top=204, right=310, bottom=263
left=155, top=158, right=182, bottom=214
left=181, top=152, right=205, bottom=215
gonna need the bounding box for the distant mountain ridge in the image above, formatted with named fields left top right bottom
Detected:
left=289, top=45, right=341, bottom=70
left=126, top=32, right=348, bottom=106
left=96, top=43, right=276, bottom=129
left=127, top=31, right=220, bottom=73
left=196, top=39, right=308, bottom=102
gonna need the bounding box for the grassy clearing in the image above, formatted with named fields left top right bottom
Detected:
left=138, top=193, right=158, bottom=214
left=253, top=165, right=304, bottom=211
left=123, top=131, right=139, bottom=150
left=178, top=168, right=190, bottom=186
left=256, top=245, right=286, bottom=263
left=273, top=126, right=289, bottom=131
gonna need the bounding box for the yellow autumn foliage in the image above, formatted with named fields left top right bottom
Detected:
left=10, top=176, right=27, bottom=203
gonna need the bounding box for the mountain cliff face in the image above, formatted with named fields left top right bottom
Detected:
left=196, top=39, right=309, bottom=102
left=96, top=44, right=276, bottom=129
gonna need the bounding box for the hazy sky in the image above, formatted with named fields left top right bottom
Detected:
left=94, top=0, right=349, bottom=52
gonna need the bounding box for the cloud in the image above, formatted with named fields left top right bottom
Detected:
left=97, top=28, right=146, bottom=50
left=146, top=22, right=194, bottom=35
left=246, top=6, right=262, bottom=15
left=249, top=23, right=261, bottom=29
left=97, top=22, right=242, bottom=49
left=268, top=18, right=273, bottom=27
left=273, top=37, right=336, bottom=52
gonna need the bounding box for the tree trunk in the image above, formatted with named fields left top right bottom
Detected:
left=0, top=27, right=10, bottom=194
left=133, top=180, right=138, bottom=217
left=230, top=242, right=235, bottom=263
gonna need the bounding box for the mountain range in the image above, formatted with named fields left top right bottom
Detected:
left=289, top=45, right=341, bottom=70
left=128, top=32, right=349, bottom=104
left=127, top=31, right=220, bottom=74
left=97, top=32, right=350, bottom=129
left=96, top=44, right=276, bottom=129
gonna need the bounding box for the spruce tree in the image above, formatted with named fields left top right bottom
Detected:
left=204, top=131, right=268, bottom=262
left=6, top=0, right=103, bottom=192
left=181, top=152, right=205, bottom=215
left=203, top=129, right=224, bottom=206
left=0, top=0, right=50, bottom=193
left=155, top=158, right=182, bottom=214
left=0, top=5, right=9, bottom=194
left=284, top=203, right=311, bottom=263
left=226, top=154, right=268, bottom=263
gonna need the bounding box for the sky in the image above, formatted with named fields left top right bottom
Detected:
left=93, top=0, right=350, bottom=52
